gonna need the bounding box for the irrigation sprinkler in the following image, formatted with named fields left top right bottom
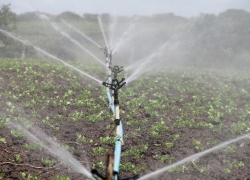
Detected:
left=104, top=64, right=124, bottom=114
left=102, top=47, right=115, bottom=114
left=91, top=78, right=139, bottom=180
left=101, top=47, right=113, bottom=65
left=105, top=74, right=115, bottom=114
left=106, top=65, right=124, bottom=114
left=101, top=47, right=121, bottom=114
left=108, top=66, right=124, bottom=79
left=104, top=78, right=125, bottom=180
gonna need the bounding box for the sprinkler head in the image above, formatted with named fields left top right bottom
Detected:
left=100, top=47, right=110, bottom=58
left=109, top=66, right=124, bottom=79
left=102, top=78, right=126, bottom=91
left=109, top=66, right=124, bottom=74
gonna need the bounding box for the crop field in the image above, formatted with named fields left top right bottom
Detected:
left=0, top=58, right=250, bottom=179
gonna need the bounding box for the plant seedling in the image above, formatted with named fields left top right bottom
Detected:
left=0, top=137, right=6, bottom=143
left=23, top=142, right=43, bottom=151
left=41, top=158, right=56, bottom=167
left=15, top=154, right=22, bottom=163
left=55, top=175, right=70, bottom=180
left=0, top=172, right=4, bottom=179
left=93, top=161, right=106, bottom=171
left=193, top=138, right=204, bottom=151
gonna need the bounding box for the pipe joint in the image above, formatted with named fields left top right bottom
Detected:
left=114, top=119, right=120, bottom=125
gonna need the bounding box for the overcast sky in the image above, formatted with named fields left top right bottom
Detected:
left=1, top=0, right=250, bottom=18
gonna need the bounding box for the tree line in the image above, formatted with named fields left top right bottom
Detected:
left=1, top=3, right=250, bottom=69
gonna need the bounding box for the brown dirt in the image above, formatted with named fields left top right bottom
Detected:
left=1, top=64, right=250, bottom=180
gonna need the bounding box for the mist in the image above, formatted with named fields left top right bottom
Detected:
left=1, top=2, right=250, bottom=180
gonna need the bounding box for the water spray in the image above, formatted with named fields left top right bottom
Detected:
left=125, top=17, right=202, bottom=83
left=98, top=15, right=120, bottom=115
left=98, top=16, right=110, bottom=54
left=60, top=19, right=102, bottom=49
left=125, top=40, right=169, bottom=83
left=138, top=133, right=250, bottom=180
left=112, top=22, right=136, bottom=53
left=101, top=47, right=112, bottom=65
left=9, top=122, right=95, bottom=179
left=4, top=13, right=246, bottom=180
left=37, top=13, right=106, bottom=67
left=0, top=28, right=102, bottom=84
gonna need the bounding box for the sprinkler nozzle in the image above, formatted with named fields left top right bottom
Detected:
left=102, top=78, right=126, bottom=91
left=109, top=65, right=124, bottom=79
left=102, top=81, right=108, bottom=87
left=121, top=78, right=125, bottom=82
left=109, top=65, right=124, bottom=73
left=118, top=82, right=126, bottom=90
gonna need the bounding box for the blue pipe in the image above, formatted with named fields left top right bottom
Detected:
left=105, top=67, right=115, bottom=115
left=113, top=121, right=123, bottom=180
left=114, top=141, right=122, bottom=180
left=106, top=87, right=115, bottom=114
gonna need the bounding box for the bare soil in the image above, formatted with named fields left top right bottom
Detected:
left=1, top=63, right=250, bottom=180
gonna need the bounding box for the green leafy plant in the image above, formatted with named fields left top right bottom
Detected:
left=222, top=168, right=231, bottom=174
left=62, top=144, right=75, bottom=152
left=169, top=165, right=188, bottom=173
left=192, top=160, right=209, bottom=173
left=223, top=145, right=237, bottom=154
left=76, top=132, right=93, bottom=143
left=0, top=137, right=6, bottom=143
left=11, top=130, right=25, bottom=138
left=149, top=130, right=161, bottom=138
left=20, top=172, right=41, bottom=180
left=155, top=154, right=175, bottom=163
left=170, top=134, right=181, bottom=141
left=154, top=142, right=174, bottom=148
left=193, top=138, right=204, bottom=152
left=227, top=160, right=244, bottom=169
left=122, top=147, right=144, bottom=158
left=99, top=136, right=116, bottom=145
left=0, top=172, right=4, bottom=179
left=93, top=162, right=106, bottom=171
left=92, top=147, right=108, bottom=156
left=41, top=158, right=56, bottom=167
left=55, top=175, right=70, bottom=180
left=23, top=142, right=43, bottom=151
left=15, top=154, right=22, bottom=163
left=149, top=120, right=169, bottom=138
left=120, top=162, right=147, bottom=174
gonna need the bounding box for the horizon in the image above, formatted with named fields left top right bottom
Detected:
left=1, top=0, right=250, bottom=18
